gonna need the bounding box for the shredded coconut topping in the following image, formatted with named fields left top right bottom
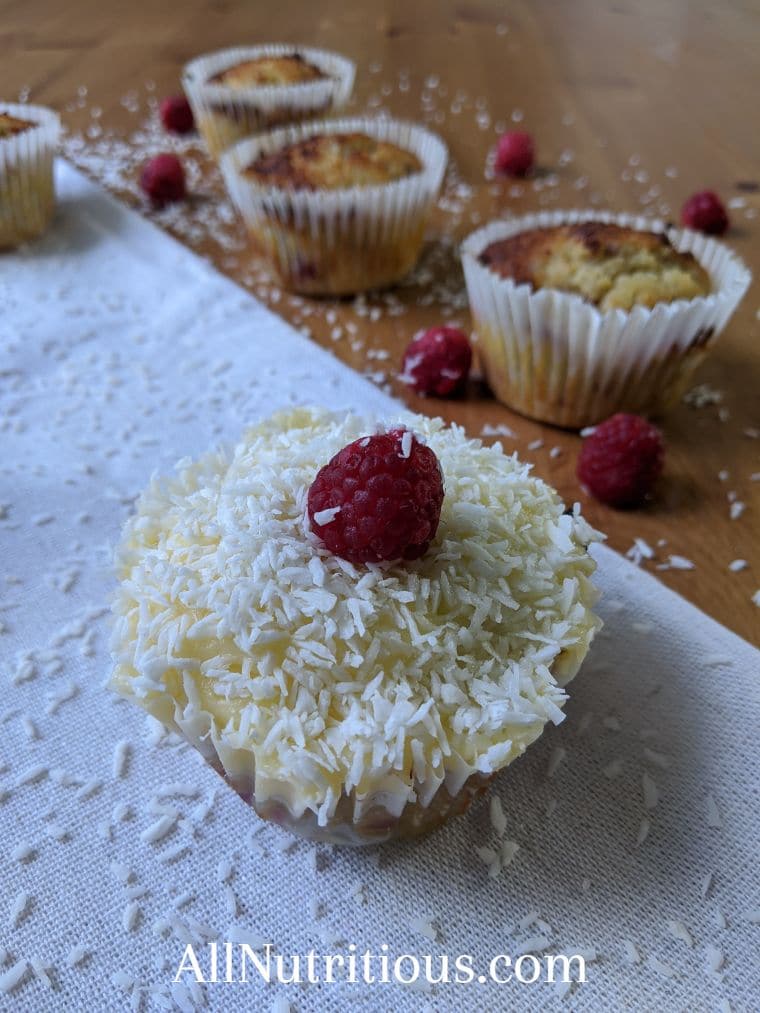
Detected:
left=111, top=408, right=600, bottom=822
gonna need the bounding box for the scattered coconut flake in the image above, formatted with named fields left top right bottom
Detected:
left=705, top=944, right=724, bottom=973
left=11, top=842, right=35, bottom=863
left=622, top=940, right=641, bottom=964
left=66, top=944, right=90, bottom=968
left=113, top=740, right=131, bottom=778
left=9, top=891, right=31, bottom=927
left=636, top=818, right=651, bottom=846
left=29, top=957, right=53, bottom=987
left=728, top=559, right=748, bottom=572
left=409, top=915, right=438, bottom=941
left=140, top=814, right=177, bottom=844
left=489, top=795, right=507, bottom=838
left=123, top=901, right=140, bottom=932
left=642, top=772, right=659, bottom=810
left=313, top=506, right=341, bottom=526
left=0, top=959, right=27, bottom=995
left=14, top=764, right=47, bottom=787
left=647, top=955, right=676, bottom=978
left=547, top=746, right=566, bottom=778
left=667, top=919, right=693, bottom=946
left=706, top=793, right=723, bottom=828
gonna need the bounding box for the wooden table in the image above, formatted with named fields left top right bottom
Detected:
left=3, top=0, right=759, bottom=645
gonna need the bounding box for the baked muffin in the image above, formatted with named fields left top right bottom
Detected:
left=182, top=45, right=355, bottom=159
left=462, top=212, right=751, bottom=428
left=209, top=53, right=326, bottom=88
left=0, top=103, right=60, bottom=249
left=244, top=132, right=422, bottom=190
left=221, top=117, right=447, bottom=295
left=478, top=223, right=711, bottom=311
left=110, top=408, right=601, bottom=846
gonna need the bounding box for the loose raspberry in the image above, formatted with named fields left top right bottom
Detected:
left=308, top=429, right=444, bottom=564
left=401, top=327, right=472, bottom=397
left=139, top=154, right=186, bottom=205
left=681, top=190, right=729, bottom=236
left=494, top=130, right=535, bottom=177
left=159, top=95, right=195, bottom=135
left=577, top=413, right=664, bottom=508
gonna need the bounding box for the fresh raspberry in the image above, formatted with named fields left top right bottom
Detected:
left=401, top=327, right=472, bottom=397
left=159, top=95, right=195, bottom=135
left=577, top=413, right=664, bottom=508
left=680, top=190, right=729, bottom=235
left=308, top=429, right=444, bottom=564
left=494, top=130, right=535, bottom=177
left=139, top=154, right=186, bottom=205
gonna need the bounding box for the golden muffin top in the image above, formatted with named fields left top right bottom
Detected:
left=244, top=131, right=422, bottom=190
left=0, top=111, right=35, bottom=139
left=478, top=222, right=711, bottom=311
left=209, top=53, right=327, bottom=89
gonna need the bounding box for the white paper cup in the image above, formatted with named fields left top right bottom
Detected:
left=220, top=116, right=448, bottom=295
left=461, top=210, right=751, bottom=428
left=0, top=103, right=60, bottom=249
left=182, top=45, right=355, bottom=159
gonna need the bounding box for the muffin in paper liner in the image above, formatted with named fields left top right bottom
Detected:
left=461, top=210, right=751, bottom=428
left=182, top=45, right=355, bottom=159
left=109, top=407, right=601, bottom=846
left=220, top=117, right=448, bottom=295
left=0, top=103, right=60, bottom=249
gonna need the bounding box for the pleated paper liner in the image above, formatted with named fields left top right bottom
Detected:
left=0, top=103, right=60, bottom=249
left=182, top=45, right=355, bottom=159
left=461, top=210, right=751, bottom=429
left=221, top=116, right=448, bottom=296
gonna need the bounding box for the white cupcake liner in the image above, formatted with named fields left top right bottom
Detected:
left=182, top=44, right=355, bottom=158
left=461, top=210, right=752, bottom=428
left=0, top=102, right=60, bottom=248
left=113, top=634, right=588, bottom=846
left=220, top=116, right=448, bottom=295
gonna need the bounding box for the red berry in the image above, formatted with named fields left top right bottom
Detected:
left=681, top=190, right=729, bottom=236
left=494, top=130, right=535, bottom=177
left=159, top=95, right=195, bottom=135
left=401, top=327, right=472, bottom=397
left=577, top=413, right=664, bottom=508
left=139, top=154, right=186, bottom=205
left=308, top=429, right=444, bottom=564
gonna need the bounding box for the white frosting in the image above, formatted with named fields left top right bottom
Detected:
left=110, top=408, right=601, bottom=823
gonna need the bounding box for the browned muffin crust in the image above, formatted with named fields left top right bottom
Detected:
left=479, top=222, right=711, bottom=311
left=209, top=53, right=327, bottom=88
left=244, top=131, right=422, bottom=191
left=0, top=111, right=36, bottom=139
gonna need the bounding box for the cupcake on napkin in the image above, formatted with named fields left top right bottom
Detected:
left=110, top=408, right=601, bottom=845
left=462, top=212, right=751, bottom=428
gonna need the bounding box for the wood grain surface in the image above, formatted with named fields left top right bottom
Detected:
left=2, top=0, right=759, bottom=645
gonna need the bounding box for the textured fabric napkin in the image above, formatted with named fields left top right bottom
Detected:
left=0, top=163, right=758, bottom=1013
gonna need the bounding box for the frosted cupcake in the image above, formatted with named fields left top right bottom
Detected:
left=110, top=408, right=601, bottom=845
left=0, top=103, right=60, bottom=248
left=221, top=117, right=447, bottom=294
left=182, top=45, right=355, bottom=158
left=462, top=212, right=751, bottom=428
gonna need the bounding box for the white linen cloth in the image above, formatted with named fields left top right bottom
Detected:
left=0, top=163, right=757, bottom=1013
